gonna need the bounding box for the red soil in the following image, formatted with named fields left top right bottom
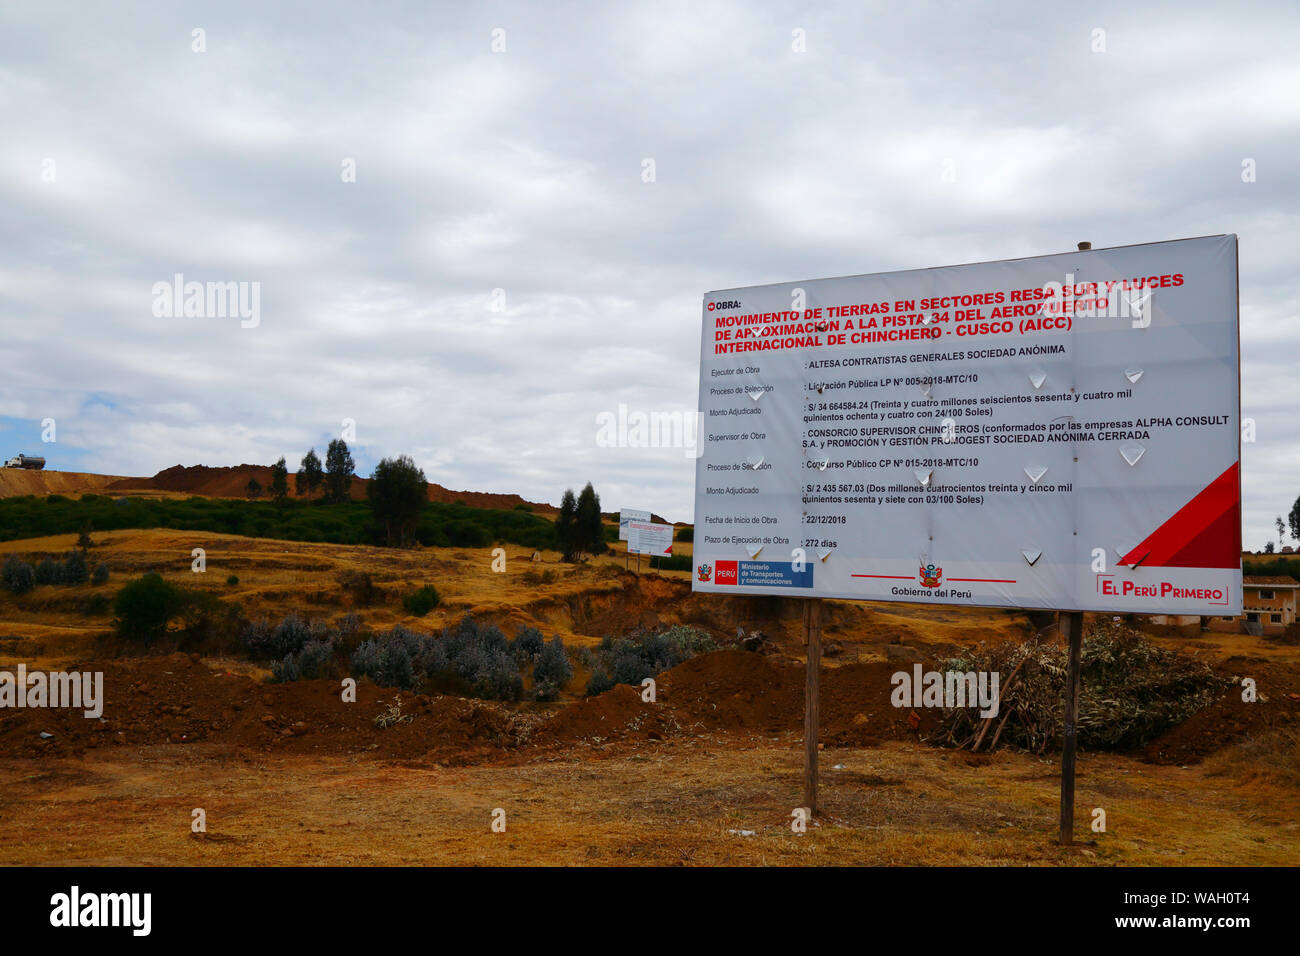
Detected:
left=0, top=654, right=521, bottom=765
left=105, top=464, right=556, bottom=515
left=1138, top=657, right=1300, bottom=764
left=538, top=650, right=939, bottom=746
left=3, top=648, right=1289, bottom=766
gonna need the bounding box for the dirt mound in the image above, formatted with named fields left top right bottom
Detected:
left=105, top=463, right=555, bottom=514
left=105, top=463, right=358, bottom=499
left=540, top=682, right=652, bottom=740
left=6, top=647, right=1280, bottom=766
left=0, top=469, right=124, bottom=499
left=0, top=654, right=526, bottom=764
left=1139, top=658, right=1300, bottom=764
left=538, top=650, right=940, bottom=746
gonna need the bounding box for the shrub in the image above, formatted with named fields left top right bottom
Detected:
left=511, top=626, right=544, bottom=662
left=439, top=617, right=522, bottom=700
left=113, top=573, right=190, bottom=643
left=585, top=669, right=615, bottom=697
left=445, top=520, right=491, bottom=548
left=271, top=638, right=337, bottom=683
left=583, top=625, right=716, bottom=696
left=91, top=564, right=110, bottom=586
left=335, top=612, right=365, bottom=638
left=522, top=568, right=557, bottom=586
left=403, top=584, right=440, bottom=616
left=658, top=624, right=717, bottom=655
left=350, top=626, right=420, bottom=690
left=532, top=636, right=572, bottom=700
left=350, top=616, right=527, bottom=700
left=60, top=550, right=89, bottom=585
left=463, top=645, right=524, bottom=700
left=2, top=556, right=35, bottom=594
left=331, top=612, right=368, bottom=658
left=35, top=556, right=59, bottom=585
left=244, top=613, right=329, bottom=659
left=242, top=619, right=272, bottom=656
left=675, top=526, right=693, bottom=542
left=337, top=569, right=381, bottom=606
left=226, top=574, right=239, bottom=586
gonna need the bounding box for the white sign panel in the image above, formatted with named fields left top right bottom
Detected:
left=629, top=520, right=674, bottom=556
left=692, top=236, right=1241, bottom=615
left=619, top=508, right=651, bottom=541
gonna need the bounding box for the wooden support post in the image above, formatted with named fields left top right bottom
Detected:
left=803, top=598, right=823, bottom=815
left=1058, top=609, right=1084, bottom=845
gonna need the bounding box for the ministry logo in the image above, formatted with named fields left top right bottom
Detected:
left=696, top=563, right=712, bottom=582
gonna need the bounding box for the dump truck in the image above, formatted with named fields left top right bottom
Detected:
left=3, top=453, right=46, bottom=469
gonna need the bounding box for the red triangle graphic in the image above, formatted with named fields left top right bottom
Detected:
left=1119, top=463, right=1240, bottom=569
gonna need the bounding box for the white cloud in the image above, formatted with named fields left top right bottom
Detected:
left=0, top=0, right=1295, bottom=542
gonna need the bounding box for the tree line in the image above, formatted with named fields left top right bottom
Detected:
left=247, top=439, right=608, bottom=556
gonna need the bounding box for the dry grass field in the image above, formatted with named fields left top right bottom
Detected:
left=1, top=736, right=1295, bottom=867
left=1, top=524, right=1297, bottom=867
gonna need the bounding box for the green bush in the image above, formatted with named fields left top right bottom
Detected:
left=511, top=626, right=544, bottom=661
left=675, top=526, right=693, bottom=542
left=91, top=564, right=110, bottom=586
left=348, top=616, right=531, bottom=701
left=349, top=626, right=421, bottom=690
left=532, top=636, right=572, bottom=701
left=60, top=550, right=88, bottom=585
left=35, top=556, right=59, bottom=585
left=584, top=625, right=716, bottom=696
left=113, top=573, right=191, bottom=643
left=337, top=569, right=382, bottom=606
left=2, top=556, right=35, bottom=594
left=226, top=574, right=239, bottom=586
left=445, top=520, right=491, bottom=548
left=0, top=494, right=559, bottom=552
left=244, top=613, right=329, bottom=660
left=271, top=639, right=337, bottom=682
left=403, top=584, right=441, bottom=616
left=1243, top=556, right=1300, bottom=579
left=586, top=670, right=615, bottom=697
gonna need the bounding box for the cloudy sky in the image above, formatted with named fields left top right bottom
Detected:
left=0, top=1, right=1296, bottom=543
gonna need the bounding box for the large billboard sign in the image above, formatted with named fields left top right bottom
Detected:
left=692, top=236, right=1241, bottom=614
left=628, top=520, right=674, bottom=557
left=619, top=508, right=651, bottom=540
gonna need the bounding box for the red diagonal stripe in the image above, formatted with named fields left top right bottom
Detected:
left=1120, top=462, right=1240, bottom=569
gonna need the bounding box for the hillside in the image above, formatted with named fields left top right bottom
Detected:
left=0, top=469, right=123, bottom=497
left=0, top=464, right=557, bottom=516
